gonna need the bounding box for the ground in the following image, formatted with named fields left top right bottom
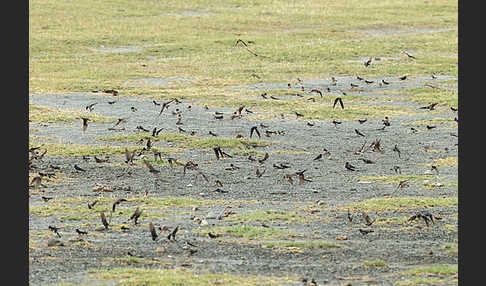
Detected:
left=29, top=0, right=458, bottom=285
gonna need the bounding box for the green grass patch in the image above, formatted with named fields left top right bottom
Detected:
left=87, top=267, right=297, bottom=286
left=361, top=260, right=388, bottom=268
left=394, top=87, right=458, bottom=107
left=29, top=104, right=115, bottom=124
left=400, top=265, right=458, bottom=276
left=263, top=241, right=341, bottom=249
left=442, top=243, right=458, bottom=255
left=198, top=225, right=299, bottom=242
left=226, top=209, right=316, bottom=223
left=347, top=197, right=457, bottom=212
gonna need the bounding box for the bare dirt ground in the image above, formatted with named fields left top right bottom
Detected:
left=29, top=76, right=458, bottom=285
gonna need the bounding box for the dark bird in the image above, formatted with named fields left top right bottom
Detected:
left=245, top=108, right=254, bottom=114
left=431, top=165, right=439, bottom=174
left=356, top=76, right=364, bottom=81
left=209, top=131, right=218, bottom=137
left=355, top=129, right=365, bottom=137
left=345, top=162, right=356, bottom=171
left=124, top=148, right=137, bottom=164
left=130, top=207, right=142, bottom=225
left=143, top=159, right=160, bottom=174
left=419, top=103, right=438, bottom=110
left=450, top=106, right=458, bottom=112
left=41, top=196, right=53, bottom=202
left=235, top=39, right=258, bottom=56
left=307, top=122, right=315, bottom=127
left=87, top=200, right=98, bottom=209
left=153, top=100, right=160, bottom=106
left=362, top=212, right=376, bottom=226
left=107, top=101, right=116, bottom=104
left=394, top=180, right=410, bottom=194
left=213, top=147, right=223, bottom=160
left=76, top=229, right=88, bottom=235
left=100, top=211, right=109, bottom=230
left=255, top=166, right=266, bottom=178
left=149, top=222, right=158, bottom=241
left=273, top=163, right=290, bottom=169
left=364, top=80, right=374, bottom=84
left=393, top=145, right=401, bottom=158
left=81, top=117, right=90, bottom=132
left=103, top=89, right=118, bottom=96
left=208, top=232, right=219, bottom=239
left=258, top=152, right=269, bottom=164
left=350, top=83, right=359, bottom=88
left=399, top=75, right=408, bottom=80
left=48, top=226, right=62, bottom=237
left=270, top=95, right=280, bottom=100
left=158, top=99, right=174, bottom=116
left=85, top=102, right=97, bottom=112
left=94, top=156, right=109, bottom=163
left=313, top=154, right=323, bottom=161
left=333, top=97, right=344, bottom=109
left=112, top=118, right=128, bottom=128
left=310, top=89, right=322, bottom=97
left=74, top=164, right=86, bottom=172
left=250, top=126, right=261, bottom=138
left=359, top=229, right=374, bottom=235
left=152, top=127, right=163, bottom=137
left=382, top=79, right=390, bottom=85
left=402, top=50, right=416, bottom=59
left=382, top=116, right=391, bottom=126
left=30, top=176, right=43, bottom=188
left=358, top=119, right=367, bottom=124
left=364, top=57, right=372, bottom=67
left=214, top=115, right=224, bottom=120
left=295, top=111, right=304, bottom=118
left=130, top=106, right=137, bottom=112
left=297, top=170, right=312, bottom=184
left=167, top=225, right=179, bottom=241
left=136, top=125, right=150, bottom=132
left=347, top=209, right=353, bottom=223
left=332, top=120, right=342, bottom=127
left=112, top=198, right=127, bottom=212
left=260, top=92, right=268, bottom=99
left=426, top=125, right=436, bottom=130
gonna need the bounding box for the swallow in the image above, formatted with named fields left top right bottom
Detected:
left=431, top=165, right=439, bottom=174
left=260, top=92, right=268, bottom=99
left=87, top=200, right=98, bottom=209
left=350, top=83, right=359, bottom=88
left=153, top=100, right=161, bottom=106
left=112, top=118, right=128, bottom=128
left=250, top=126, right=261, bottom=138
left=215, top=180, right=223, bottom=188
left=393, top=145, right=401, bottom=158
left=124, top=148, right=136, bottom=164
left=273, top=163, right=290, bottom=169
left=100, top=211, right=109, bottom=230
left=213, top=147, right=223, bottom=160
left=399, top=75, right=407, bottom=80
left=310, top=89, right=322, bottom=97
left=382, top=79, right=390, bottom=85
left=395, top=180, right=410, bottom=193
left=74, top=164, right=86, bottom=172
left=297, top=170, right=312, bottom=184
left=295, top=111, right=304, bottom=118
left=103, top=89, right=118, bottom=96
left=258, top=152, right=269, bottom=164
left=358, top=119, right=367, bottom=124
left=313, top=154, right=323, bottom=161
left=152, top=127, right=163, bottom=137
left=362, top=212, right=376, bottom=226
left=214, top=114, right=224, bottom=120
left=136, top=125, right=150, bottom=132
left=364, top=57, right=372, bottom=67
left=364, top=80, right=374, bottom=84
left=359, top=229, right=374, bottom=235
left=81, top=117, right=90, bottom=132
left=371, top=139, right=383, bottom=153
left=215, top=188, right=228, bottom=193
left=41, top=196, right=53, bottom=202
left=85, top=102, right=97, bottom=112
left=235, top=39, right=258, bottom=56
left=270, top=95, right=280, bottom=100
left=149, top=222, right=158, bottom=241
left=209, top=131, right=218, bottom=137
left=450, top=106, right=457, bottom=112
left=143, top=159, right=160, bottom=174
left=392, top=166, right=401, bottom=174
left=345, top=162, right=356, bottom=171
left=355, top=129, right=365, bottom=137
left=250, top=73, right=261, bottom=79
left=402, top=50, right=416, bottom=59
left=347, top=209, right=353, bottom=222
left=167, top=225, right=179, bottom=241
left=129, top=207, right=142, bottom=225
left=419, top=103, right=438, bottom=110
left=76, top=229, right=88, bottom=235
left=225, top=163, right=240, bottom=171
left=48, top=226, right=62, bottom=237
left=107, top=100, right=116, bottom=104
left=30, top=176, right=43, bottom=188
left=94, top=156, right=109, bottom=163
left=333, top=97, right=344, bottom=109
left=332, top=120, right=342, bottom=127
left=426, top=125, right=436, bottom=130
left=360, top=158, right=375, bottom=164
left=207, top=232, right=219, bottom=239
left=158, top=99, right=174, bottom=116
left=255, top=166, right=266, bottom=178
left=382, top=116, right=391, bottom=126
left=112, top=198, right=127, bottom=212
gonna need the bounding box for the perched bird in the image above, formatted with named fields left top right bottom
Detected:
left=48, top=226, right=62, bottom=238
left=130, top=207, right=142, bottom=225
left=76, top=229, right=88, bottom=235
left=358, top=119, right=367, bottom=124
left=333, top=97, right=344, bottom=109
left=399, top=75, right=408, bottom=80
left=355, top=129, right=365, bottom=137
left=81, top=117, right=90, bottom=132
left=359, top=229, right=374, bottom=235
left=100, top=211, right=109, bottom=230
left=74, top=164, right=86, bottom=172
left=149, top=222, right=158, bottom=241
left=345, top=162, right=356, bottom=171
left=250, top=126, right=261, bottom=138
left=112, top=198, right=127, bottom=212
left=130, top=106, right=137, bottom=112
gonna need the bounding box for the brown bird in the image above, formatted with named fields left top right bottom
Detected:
left=167, top=225, right=179, bottom=241
left=255, top=166, right=266, bottom=178
left=29, top=176, right=43, bottom=188
left=125, top=148, right=137, bottom=164
left=112, top=198, right=127, bottom=212
left=297, top=170, right=312, bottom=184
left=100, top=211, right=109, bottom=230
left=333, top=97, right=344, bottom=109
left=103, top=89, right=118, bottom=96
left=87, top=200, right=98, bottom=209
left=149, top=222, right=158, bottom=241
left=81, top=117, right=90, bottom=132
left=258, top=152, right=269, bottom=164
left=130, top=207, right=142, bottom=225
left=362, top=212, right=376, bottom=226
left=143, top=159, right=160, bottom=174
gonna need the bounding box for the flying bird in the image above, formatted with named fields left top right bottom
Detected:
left=167, top=225, right=179, bottom=241
left=364, top=57, right=372, bottom=67
left=85, top=103, right=97, bottom=112
left=258, top=152, right=269, bottom=164
left=130, top=207, right=142, bottom=225
left=100, top=211, right=109, bottom=230
left=250, top=126, right=261, bottom=138
left=402, top=50, right=416, bottom=59
left=74, top=164, right=86, bottom=172
left=355, top=129, right=365, bottom=137
left=112, top=198, right=127, bottom=212
left=358, top=119, right=367, bottom=124
left=235, top=39, right=259, bottom=56
left=149, top=222, right=158, bottom=241
left=362, top=212, right=376, bottom=226
left=310, top=89, right=322, bottom=97
left=81, top=117, right=90, bottom=132
left=333, top=97, right=344, bottom=109
left=345, top=162, right=356, bottom=171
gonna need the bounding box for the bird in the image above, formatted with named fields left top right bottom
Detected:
left=255, top=166, right=266, bottom=178
left=124, top=148, right=137, bottom=164
left=48, top=226, right=62, bottom=237
left=355, top=129, right=365, bottom=137
left=420, top=103, right=438, bottom=110
left=143, top=159, right=160, bottom=174
left=208, top=232, right=219, bottom=239
left=213, top=147, right=223, bottom=160
left=103, top=89, right=118, bottom=96
left=333, top=97, right=344, bottom=109
left=426, top=125, right=436, bottom=130
left=235, top=39, right=258, bottom=56
left=350, top=83, right=359, bottom=88
left=30, top=176, right=43, bottom=188
left=381, top=79, right=390, bottom=85
left=94, top=156, right=109, bottom=163
left=209, top=131, right=218, bottom=137
left=295, top=111, right=304, bottom=118
left=41, top=196, right=53, bottom=202
left=85, top=102, right=97, bottom=112
left=258, top=152, right=269, bottom=164
left=382, top=117, right=391, bottom=126
left=250, top=126, right=261, bottom=138
left=130, top=106, right=137, bottom=112
left=431, top=165, right=439, bottom=174
left=158, top=99, right=174, bottom=116
left=310, top=89, right=322, bottom=97
left=402, top=50, right=416, bottom=59
left=399, top=75, right=408, bottom=80
left=450, top=106, right=458, bottom=112
left=364, top=80, right=374, bottom=84
left=76, top=229, right=87, bottom=235
left=358, top=119, right=367, bottom=124
left=81, top=117, right=90, bottom=132
left=313, top=154, right=323, bottom=161
left=87, top=200, right=98, bottom=209
left=332, top=120, right=342, bottom=127
left=100, top=211, right=109, bottom=230
left=360, top=158, right=375, bottom=164
left=297, top=170, right=312, bottom=184
left=392, top=166, right=401, bottom=174
left=167, top=225, right=179, bottom=241
left=149, top=222, right=158, bottom=241
left=112, top=198, right=127, bottom=212
left=130, top=207, right=142, bottom=225
left=347, top=209, right=353, bottom=223
left=74, top=164, right=86, bottom=172
left=362, top=212, right=376, bottom=226
left=364, top=57, right=372, bottom=67
left=393, top=145, right=401, bottom=158
left=359, top=229, right=374, bottom=235
left=345, top=162, right=356, bottom=171
left=153, top=100, right=160, bottom=106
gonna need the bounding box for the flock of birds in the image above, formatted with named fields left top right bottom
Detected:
left=29, top=39, right=458, bottom=285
